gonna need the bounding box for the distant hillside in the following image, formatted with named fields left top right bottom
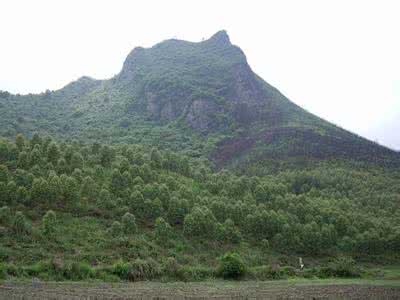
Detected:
left=0, top=30, right=398, bottom=171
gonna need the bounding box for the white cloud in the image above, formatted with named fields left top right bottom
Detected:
left=0, top=0, right=399, bottom=149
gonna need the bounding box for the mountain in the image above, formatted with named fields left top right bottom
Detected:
left=1, top=31, right=400, bottom=282
left=0, top=30, right=398, bottom=171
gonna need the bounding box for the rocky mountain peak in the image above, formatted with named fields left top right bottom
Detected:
left=207, top=30, right=231, bottom=46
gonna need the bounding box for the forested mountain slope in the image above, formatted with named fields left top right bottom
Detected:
left=0, top=135, right=399, bottom=281
left=0, top=31, right=398, bottom=172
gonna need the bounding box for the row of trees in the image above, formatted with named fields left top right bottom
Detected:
left=0, top=133, right=399, bottom=259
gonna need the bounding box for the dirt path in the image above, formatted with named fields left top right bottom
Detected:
left=1, top=281, right=400, bottom=299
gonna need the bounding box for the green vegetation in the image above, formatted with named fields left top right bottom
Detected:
left=0, top=133, right=399, bottom=282
left=0, top=31, right=399, bottom=284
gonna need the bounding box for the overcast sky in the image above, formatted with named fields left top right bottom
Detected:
left=0, top=0, right=399, bottom=150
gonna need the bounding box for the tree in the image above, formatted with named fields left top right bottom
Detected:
left=57, top=158, right=68, bottom=174
left=15, top=133, right=25, bottom=151
left=167, top=197, right=189, bottom=225
left=143, top=198, right=163, bottom=221
left=154, top=217, right=172, bottom=242
left=72, top=168, right=83, bottom=183
left=17, top=151, right=29, bottom=169
left=158, top=184, right=170, bottom=209
left=122, top=212, right=137, bottom=234
left=150, top=148, right=162, bottom=169
left=0, top=206, right=11, bottom=225
left=47, top=142, right=60, bottom=165
left=80, top=176, right=97, bottom=201
left=30, top=133, right=42, bottom=148
left=98, top=188, right=114, bottom=209
left=31, top=178, right=50, bottom=204
left=42, top=210, right=57, bottom=238
left=110, top=169, right=124, bottom=195
left=61, top=175, right=79, bottom=206
left=143, top=183, right=159, bottom=200
left=29, top=145, right=43, bottom=167
left=48, top=173, right=62, bottom=201
left=13, top=211, right=30, bottom=235
left=0, top=141, right=9, bottom=164
left=216, top=219, right=242, bottom=244
left=63, top=145, right=74, bottom=164
left=6, top=181, right=17, bottom=205
left=70, top=152, right=84, bottom=171
left=0, top=165, right=8, bottom=183
left=183, top=206, right=217, bottom=239
left=140, top=164, right=153, bottom=183
left=100, top=145, right=115, bottom=167
left=91, top=142, right=101, bottom=155
left=109, top=221, right=123, bottom=237
left=129, top=191, right=145, bottom=216
left=16, top=186, right=29, bottom=205
left=119, top=158, right=130, bottom=174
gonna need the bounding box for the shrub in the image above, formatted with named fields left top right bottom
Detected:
left=64, top=262, right=94, bottom=280
left=178, top=265, right=215, bottom=281
left=0, top=264, right=7, bottom=279
left=0, top=245, right=10, bottom=261
left=130, top=258, right=161, bottom=281
left=281, top=266, right=297, bottom=277
left=162, top=257, right=181, bottom=278
left=318, top=257, right=361, bottom=278
left=217, top=252, right=246, bottom=279
left=250, top=265, right=286, bottom=280
left=112, top=258, right=161, bottom=281
left=112, top=260, right=131, bottom=280
left=5, top=263, right=24, bottom=277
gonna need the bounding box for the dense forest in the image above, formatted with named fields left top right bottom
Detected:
left=1, top=133, right=399, bottom=281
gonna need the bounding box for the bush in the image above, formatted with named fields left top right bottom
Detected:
left=250, top=265, right=286, bottom=280
left=217, top=252, right=246, bottom=279
left=64, top=262, right=94, bottom=280
left=318, top=257, right=361, bottom=278
left=112, top=260, right=131, bottom=280
left=281, top=266, right=297, bottom=277
left=112, top=258, right=161, bottom=281
left=5, top=263, right=24, bottom=277
left=179, top=265, right=215, bottom=281
left=0, top=264, right=7, bottom=279
left=162, top=257, right=180, bottom=276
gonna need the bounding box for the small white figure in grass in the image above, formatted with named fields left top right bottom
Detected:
left=299, top=257, right=304, bottom=270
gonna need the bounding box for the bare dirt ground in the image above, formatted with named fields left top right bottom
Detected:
left=1, top=280, right=400, bottom=299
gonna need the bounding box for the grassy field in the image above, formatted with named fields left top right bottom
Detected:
left=1, top=279, right=400, bottom=299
